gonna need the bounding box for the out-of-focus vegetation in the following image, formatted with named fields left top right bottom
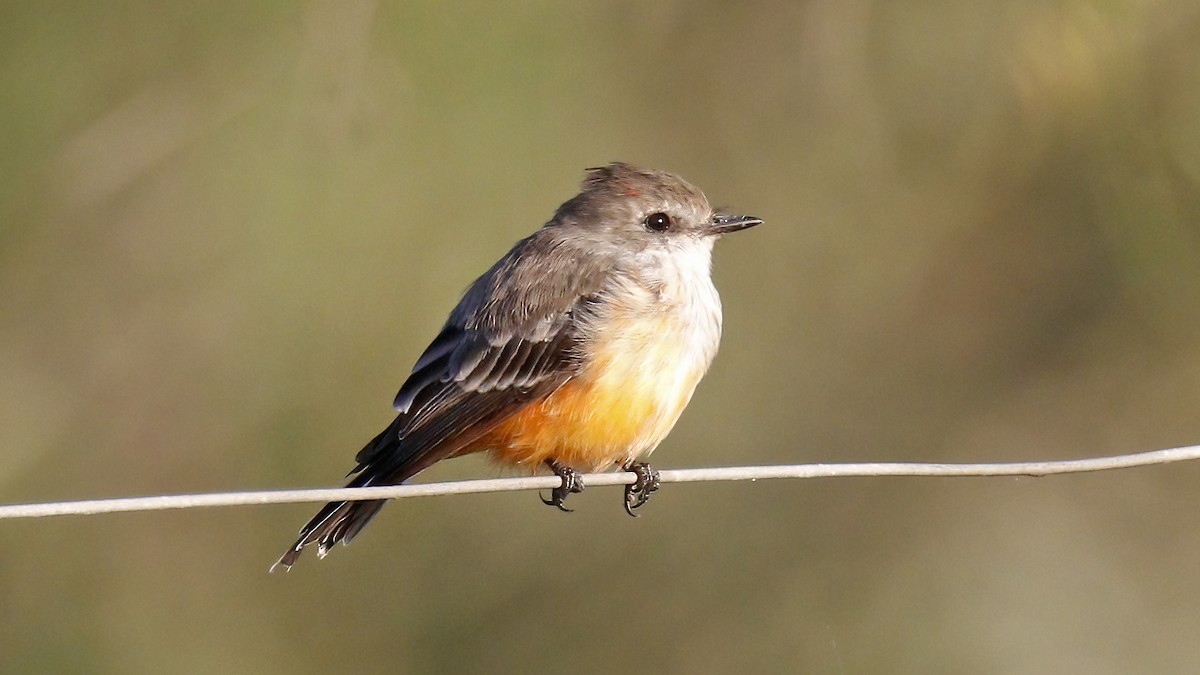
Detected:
left=3, top=2, right=1200, bottom=672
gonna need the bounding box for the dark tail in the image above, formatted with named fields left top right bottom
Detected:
left=271, top=494, right=387, bottom=572
left=272, top=422, right=417, bottom=572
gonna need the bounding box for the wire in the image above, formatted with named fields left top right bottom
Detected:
left=1, top=445, right=1198, bottom=521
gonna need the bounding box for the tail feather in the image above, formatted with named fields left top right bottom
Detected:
left=271, top=422, right=427, bottom=572
left=273, top=407, right=464, bottom=571
left=272, top=498, right=386, bottom=572
left=271, top=429, right=395, bottom=572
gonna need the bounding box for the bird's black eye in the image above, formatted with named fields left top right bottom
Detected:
left=644, top=212, right=672, bottom=232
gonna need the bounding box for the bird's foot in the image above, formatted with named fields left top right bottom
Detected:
left=622, top=460, right=661, bottom=517
left=541, top=460, right=585, bottom=512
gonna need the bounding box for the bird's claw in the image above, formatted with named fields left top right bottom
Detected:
left=541, top=460, right=585, bottom=512
left=622, top=460, right=660, bottom=517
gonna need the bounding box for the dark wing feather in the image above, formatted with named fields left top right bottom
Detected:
left=390, top=325, right=461, bottom=412
left=357, top=226, right=611, bottom=474
left=274, top=228, right=612, bottom=570
left=354, top=325, right=580, bottom=473
left=350, top=326, right=576, bottom=473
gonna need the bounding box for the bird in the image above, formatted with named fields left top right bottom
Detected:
left=273, top=162, right=761, bottom=570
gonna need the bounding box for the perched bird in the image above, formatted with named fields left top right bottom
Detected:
left=274, top=163, right=760, bottom=570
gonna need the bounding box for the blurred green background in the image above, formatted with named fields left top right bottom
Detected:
left=3, top=1, right=1200, bottom=673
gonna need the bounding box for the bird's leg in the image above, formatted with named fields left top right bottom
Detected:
left=621, top=459, right=661, bottom=517
left=541, top=459, right=585, bottom=512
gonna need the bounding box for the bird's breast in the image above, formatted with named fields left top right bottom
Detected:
left=479, top=248, right=723, bottom=470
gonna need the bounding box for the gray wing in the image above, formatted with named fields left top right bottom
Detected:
left=350, top=229, right=613, bottom=482
left=276, top=205, right=626, bottom=568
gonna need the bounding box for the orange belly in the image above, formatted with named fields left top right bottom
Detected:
left=468, top=326, right=710, bottom=471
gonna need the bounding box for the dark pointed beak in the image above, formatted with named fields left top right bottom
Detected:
left=709, top=214, right=763, bottom=235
